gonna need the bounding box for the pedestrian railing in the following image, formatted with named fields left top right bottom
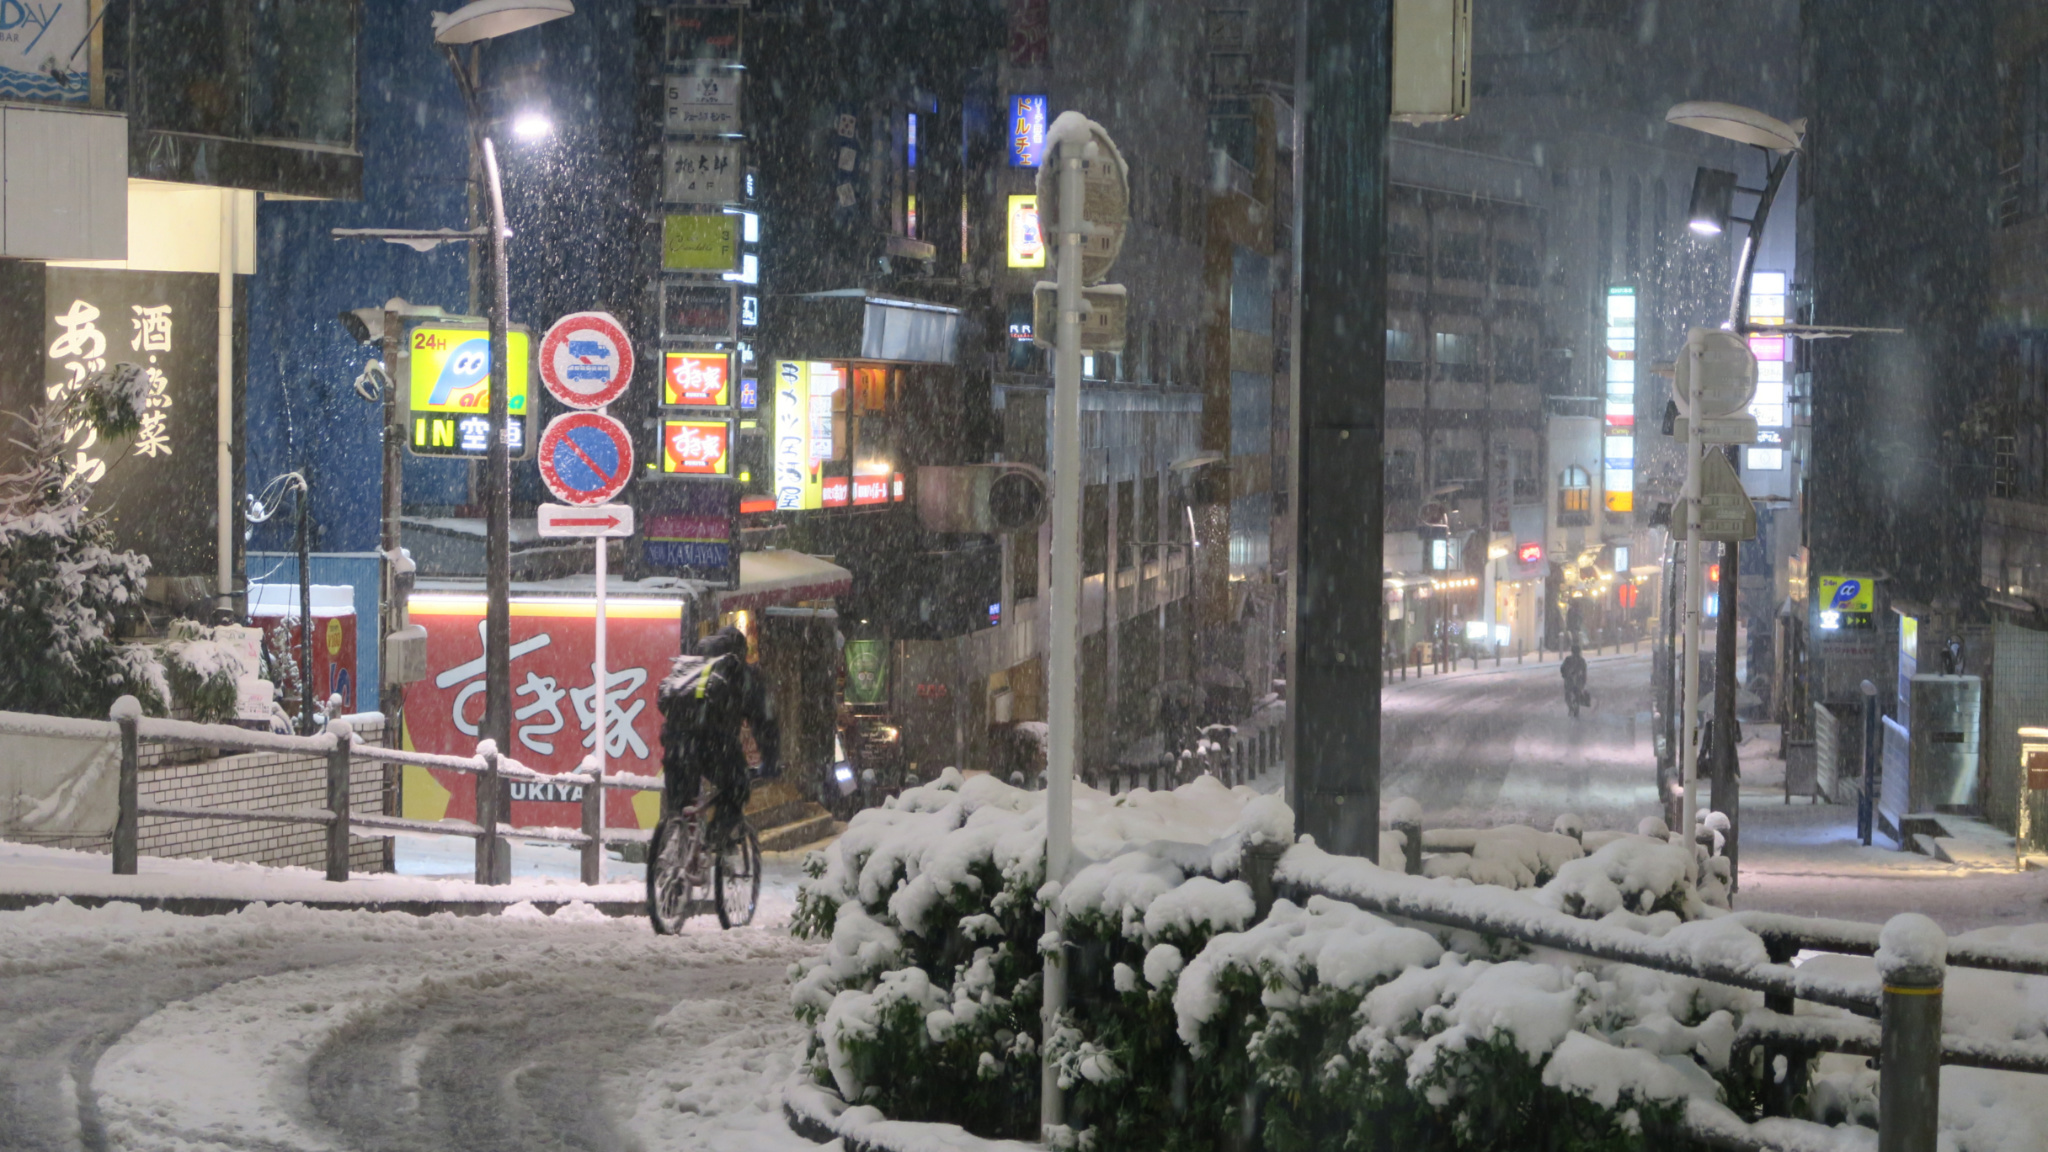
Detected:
left=1253, top=839, right=2048, bottom=1152
left=2, top=696, right=665, bottom=887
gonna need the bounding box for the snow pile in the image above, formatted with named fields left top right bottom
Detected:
left=1406, top=808, right=1730, bottom=912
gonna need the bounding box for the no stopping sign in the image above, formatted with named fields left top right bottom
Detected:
left=538, top=412, right=635, bottom=506
left=539, top=311, right=635, bottom=410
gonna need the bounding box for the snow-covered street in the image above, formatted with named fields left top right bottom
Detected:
left=0, top=867, right=823, bottom=1152
left=1382, top=648, right=1659, bottom=830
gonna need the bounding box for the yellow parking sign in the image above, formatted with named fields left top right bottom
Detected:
left=408, top=325, right=533, bottom=459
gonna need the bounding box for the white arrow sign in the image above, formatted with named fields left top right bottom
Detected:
left=537, top=503, right=635, bottom=538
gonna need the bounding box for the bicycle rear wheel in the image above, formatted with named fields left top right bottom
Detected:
left=647, top=815, right=700, bottom=935
left=714, top=822, right=762, bottom=929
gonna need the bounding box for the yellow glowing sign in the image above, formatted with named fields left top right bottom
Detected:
left=662, top=213, right=740, bottom=271
left=1007, top=195, right=1044, bottom=269
left=1819, top=575, right=1874, bottom=615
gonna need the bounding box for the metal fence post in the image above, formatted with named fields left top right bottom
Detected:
left=1760, top=937, right=1806, bottom=1118
left=477, top=743, right=502, bottom=885
left=1247, top=842, right=1274, bottom=915
left=1391, top=809, right=1423, bottom=876
left=112, top=696, right=140, bottom=875
left=580, top=757, right=604, bottom=885
left=1878, top=914, right=1944, bottom=1152
left=325, top=719, right=353, bottom=882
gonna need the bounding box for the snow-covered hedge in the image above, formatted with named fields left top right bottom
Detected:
left=789, top=772, right=1795, bottom=1150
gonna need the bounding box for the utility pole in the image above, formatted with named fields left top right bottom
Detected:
left=1291, top=0, right=1390, bottom=858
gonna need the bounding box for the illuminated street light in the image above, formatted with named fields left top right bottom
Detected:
left=511, top=111, right=553, bottom=140
left=1686, top=167, right=1735, bottom=235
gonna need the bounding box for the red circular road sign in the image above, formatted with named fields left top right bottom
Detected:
left=537, top=411, right=634, bottom=505
left=538, top=311, right=635, bottom=410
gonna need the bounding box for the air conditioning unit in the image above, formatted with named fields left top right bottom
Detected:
left=916, top=464, right=1049, bottom=534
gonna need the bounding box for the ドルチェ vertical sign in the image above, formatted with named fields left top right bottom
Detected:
left=538, top=312, right=634, bottom=410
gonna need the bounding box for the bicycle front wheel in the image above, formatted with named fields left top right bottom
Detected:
left=714, top=822, right=762, bottom=929
left=647, top=816, right=699, bottom=936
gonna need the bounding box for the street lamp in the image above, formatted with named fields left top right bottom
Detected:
left=433, top=0, right=572, bottom=794
left=1665, top=99, right=1803, bottom=870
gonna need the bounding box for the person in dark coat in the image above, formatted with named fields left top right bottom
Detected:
left=1560, top=644, right=1589, bottom=718
left=658, top=626, right=780, bottom=840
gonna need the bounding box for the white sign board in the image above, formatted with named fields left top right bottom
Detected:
left=1672, top=327, right=1758, bottom=419
left=1033, top=113, right=1130, bottom=286
left=664, top=140, right=743, bottom=205
left=1673, top=414, right=1759, bottom=446
left=1669, top=449, right=1756, bottom=543
left=0, top=5, right=88, bottom=103
left=665, top=69, right=742, bottom=135
left=537, top=503, right=636, bottom=538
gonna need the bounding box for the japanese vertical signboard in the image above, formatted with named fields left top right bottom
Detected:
left=40, top=269, right=219, bottom=575
left=650, top=6, right=748, bottom=588
left=402, top=596, right=683, bottom=831
left=773, top=360, right=842, bottom=511
left=1009, top=94, right=1048, bottom=167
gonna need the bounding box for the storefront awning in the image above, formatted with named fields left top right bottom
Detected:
left=715, top=550, right=852, bottom=614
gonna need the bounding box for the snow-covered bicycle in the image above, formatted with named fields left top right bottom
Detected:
left=645, top=787, right=761, bottom=934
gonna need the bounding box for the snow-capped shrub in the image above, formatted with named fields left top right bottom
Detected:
left=0, top=375, right=165, bottom=719
left=161, top=622, right=243, bottom=724
left=791, top=777, right=1796, bottom=1150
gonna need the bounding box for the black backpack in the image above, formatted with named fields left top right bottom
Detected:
left=659, top=651, right=743, bottom=735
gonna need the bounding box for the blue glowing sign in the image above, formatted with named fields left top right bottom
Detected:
left=1009, top=95, right=1047, bottom=168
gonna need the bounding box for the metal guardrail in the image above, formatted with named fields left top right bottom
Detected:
left=1269, top=833, right=2048, bottom=1152
left=2, top=697, right=665, bottom=887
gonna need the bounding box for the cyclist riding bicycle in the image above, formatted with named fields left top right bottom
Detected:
left=1560, top=643, right=1590, bottom=719
left=658, top=626, right=780, bottom=843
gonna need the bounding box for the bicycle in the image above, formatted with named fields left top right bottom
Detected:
left=646, top=787, right=762, bottom=934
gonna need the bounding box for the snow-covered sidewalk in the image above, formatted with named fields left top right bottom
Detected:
left=1, top=856, right=822, bottom=1151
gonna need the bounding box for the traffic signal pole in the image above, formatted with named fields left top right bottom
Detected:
left=1291, top=0, right=1391, bottom=858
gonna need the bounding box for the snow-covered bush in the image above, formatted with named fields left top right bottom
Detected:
left=160, top=621, right=244, bottom=725
left=0, top=369, right=164, bottom=718
left=790, top=773, right=1794, bottom=1150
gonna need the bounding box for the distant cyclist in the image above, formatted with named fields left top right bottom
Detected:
left=658, top=626, right=779, bottom=842
left=1560, top=643, right=1590, bottom=719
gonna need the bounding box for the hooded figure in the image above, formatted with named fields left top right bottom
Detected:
left=658, top=626, right=780, bottom=838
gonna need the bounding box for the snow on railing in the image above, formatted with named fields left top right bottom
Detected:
left=12, top=697, right=671, bottom=888
left=1269, top=837, right=2048, bottom=1152
left=1276, top=841, right=1880, bottom=1015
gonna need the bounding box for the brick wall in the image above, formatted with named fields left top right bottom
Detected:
left=137, top=719, right=394, bottom=873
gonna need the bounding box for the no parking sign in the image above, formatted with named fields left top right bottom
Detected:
left=538, top=412, right=635, bottom=506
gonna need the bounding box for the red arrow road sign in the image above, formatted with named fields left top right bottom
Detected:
left=537, top=503, right=635, bottom=538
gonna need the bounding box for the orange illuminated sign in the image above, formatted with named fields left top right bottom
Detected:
left=663, top=351, right=731, bottom=407
left=661, top=419, right=731, bottom=475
